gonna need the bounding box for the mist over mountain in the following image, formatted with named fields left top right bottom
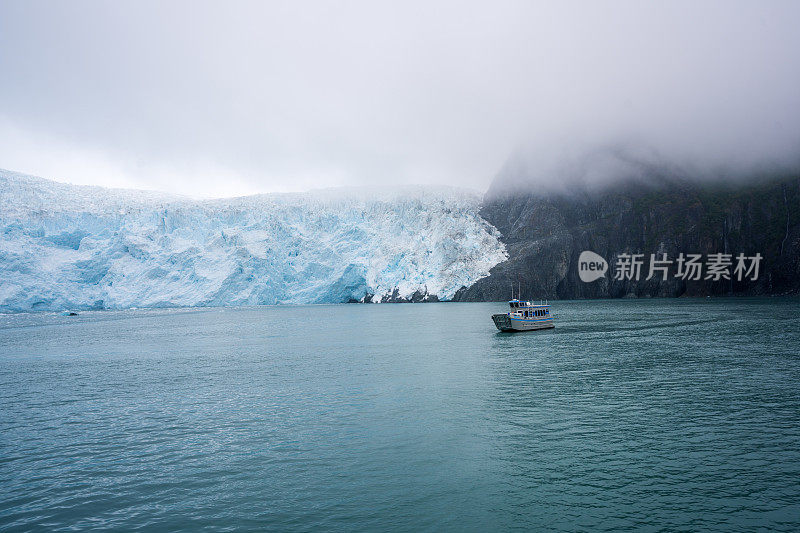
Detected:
left=456, top=149, right=800, bottom=301
left=487, top=142, right=800, bottom=199
left=2, top=2, right=799, bottom=196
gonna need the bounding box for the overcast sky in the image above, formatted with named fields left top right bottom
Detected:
left=1, top=1, right=799, bottom=198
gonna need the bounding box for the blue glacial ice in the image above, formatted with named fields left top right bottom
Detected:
left=0, top=170, right=507, bottom=312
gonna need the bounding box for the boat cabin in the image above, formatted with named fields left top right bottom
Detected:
left=507, top=299, right=551, bottom=319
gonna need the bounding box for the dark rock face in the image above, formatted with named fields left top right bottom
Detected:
left=454, top=174, right=800, bottom=301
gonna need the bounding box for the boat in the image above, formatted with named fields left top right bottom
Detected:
left=60, top=310, right=78, bottom=316
left=492, top=299, right=554, bottom=332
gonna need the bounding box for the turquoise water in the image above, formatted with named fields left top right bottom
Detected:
left=1, top=299, right=799, bottom=531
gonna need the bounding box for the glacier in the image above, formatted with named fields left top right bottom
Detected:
left=0, top=170, right=507, bottom=312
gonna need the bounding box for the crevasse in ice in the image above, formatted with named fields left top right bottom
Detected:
left=0, top=170, right=507, bottom=311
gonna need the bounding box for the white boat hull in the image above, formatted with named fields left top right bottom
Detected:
left=492, top=313, right=554, bottom=332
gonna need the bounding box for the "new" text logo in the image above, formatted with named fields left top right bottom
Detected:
left=578, top=251, right=608, bottom=282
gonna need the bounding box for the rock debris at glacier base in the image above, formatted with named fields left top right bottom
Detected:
left=0, top=170, right=507, bottom=312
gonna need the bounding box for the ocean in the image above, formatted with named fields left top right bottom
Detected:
left=1, top=298, right=799, bottom=531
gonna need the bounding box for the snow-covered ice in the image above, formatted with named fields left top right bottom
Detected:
left=0, top=170, right=507, bottom=312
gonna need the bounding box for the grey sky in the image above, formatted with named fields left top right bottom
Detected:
left=1, top=1, right=799, bottom=198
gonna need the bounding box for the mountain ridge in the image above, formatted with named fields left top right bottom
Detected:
left=454, top=169, right=800, bottom=301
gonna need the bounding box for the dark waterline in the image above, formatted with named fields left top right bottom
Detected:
left=1, top=299, right=799, bottom=531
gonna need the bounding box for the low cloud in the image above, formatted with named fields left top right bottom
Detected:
left=1, top=1, right=798, bottom=197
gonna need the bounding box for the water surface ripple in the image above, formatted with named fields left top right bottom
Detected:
left=1, top=299, right=799, bottom=531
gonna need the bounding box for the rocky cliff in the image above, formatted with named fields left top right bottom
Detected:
left=455, top=169, right=800, bottom=300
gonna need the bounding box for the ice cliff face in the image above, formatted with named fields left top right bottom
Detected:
left=0, top=170, right=507, bottom=312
